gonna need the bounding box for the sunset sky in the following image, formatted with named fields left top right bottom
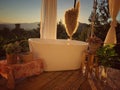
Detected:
left=0, top=0, right=119, bottom=24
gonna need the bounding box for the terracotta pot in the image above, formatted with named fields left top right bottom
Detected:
left=6, top=54, right=17, bottom=64
left=20, top=52, right=33, bottom=63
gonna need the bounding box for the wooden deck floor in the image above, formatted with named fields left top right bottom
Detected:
left=0, top=68, right=120, bottom=90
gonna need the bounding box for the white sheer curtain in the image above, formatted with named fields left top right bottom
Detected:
left=104, top=0, right=120, bottom=45
left=40, top=0, right=57, bottom=39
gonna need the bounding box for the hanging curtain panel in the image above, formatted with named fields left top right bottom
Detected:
left=104, top=0, right=120, bottom=45
left=40, top=0, right=57, bottom=39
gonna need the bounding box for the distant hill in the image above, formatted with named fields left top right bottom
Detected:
left=0, top=22, right=89, bottom=32
left=0, top=22, right=39, bottom=30
left=76, top=22, right=90, bottom=33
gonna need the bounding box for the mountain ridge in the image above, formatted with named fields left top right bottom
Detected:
left=0, top=22, right=89, bottom=31
left=0, top=22, right=39, bottom=30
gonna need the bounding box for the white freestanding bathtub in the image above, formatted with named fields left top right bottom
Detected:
left=29, top=38, right=88, bottom=71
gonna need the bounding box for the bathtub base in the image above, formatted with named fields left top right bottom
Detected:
left=29, top=38, right=88, bottom=71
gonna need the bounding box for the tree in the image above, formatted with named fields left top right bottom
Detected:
left=98, top=0, right=110, bottom=24
left=34, top=23, right=40, bottom=38
left=89, top=0, right=110, bottom=25
left=88, top=0, right=110, bottom=41
left=78, top=24, right=91, bottom=41
left=57, top=20, right=68, bottom=39
left=88, top=0, right=120, bottom=67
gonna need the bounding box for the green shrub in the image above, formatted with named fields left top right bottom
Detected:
left=96, top=44, right=118, bottom=67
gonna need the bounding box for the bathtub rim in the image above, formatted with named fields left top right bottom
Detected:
left=28, top=38, right=88, bottom=46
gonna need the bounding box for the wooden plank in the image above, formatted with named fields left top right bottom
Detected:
left=65, top=70, right=87, bottom=89
left=89, top=67, right=120, bottom=90
left=55, top=70, right=82, bottom=89
left=0, top=69, right=120, bottom=90
left=91, top=77, right=103, bottom=90
left=88, top=75, right=97, bottom=90
left=53, top=71, right=74, bottom=89
left=79, top=80, right=92, bottom=90
left=107, top=68, right=120, bottom=89
left=56, top=70, right=86, bottom=90
left=16, top=71, right=62, bottom=90
left=40, top=70, right=76, bottom=90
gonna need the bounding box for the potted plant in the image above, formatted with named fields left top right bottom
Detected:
left=19, top=40, right=29, bottom=53
left=96, top=44, right=118, bottom=80
left=19, top=40, right=33, bottom=63
left=4, top=41, right=21, bottom=64
left=96, top=44, right=118, bottom=67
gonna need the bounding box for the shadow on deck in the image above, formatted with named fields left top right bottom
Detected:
left=0, top=68, right=120, bottom=90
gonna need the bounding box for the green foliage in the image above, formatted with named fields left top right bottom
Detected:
left=96, top=44, right=118, bottom=67
left=89, top=0, right=110, bottom=25
left=94, top=24, right=110, bottom=41
left=88, top=0, right=111, bottom=42
left=78, top=26, right=91, bottom=41
left=4, top=42, right=21, bottom=54
left=0, top=24, right=40, bottom=59
left=19, top=40, right=29, bottom=52
left=57, top=20, right=68, bottom=39
left=3, top=40, right=30, bottom=55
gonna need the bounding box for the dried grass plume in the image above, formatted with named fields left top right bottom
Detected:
left=65, top=1, right=80, bottom=37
